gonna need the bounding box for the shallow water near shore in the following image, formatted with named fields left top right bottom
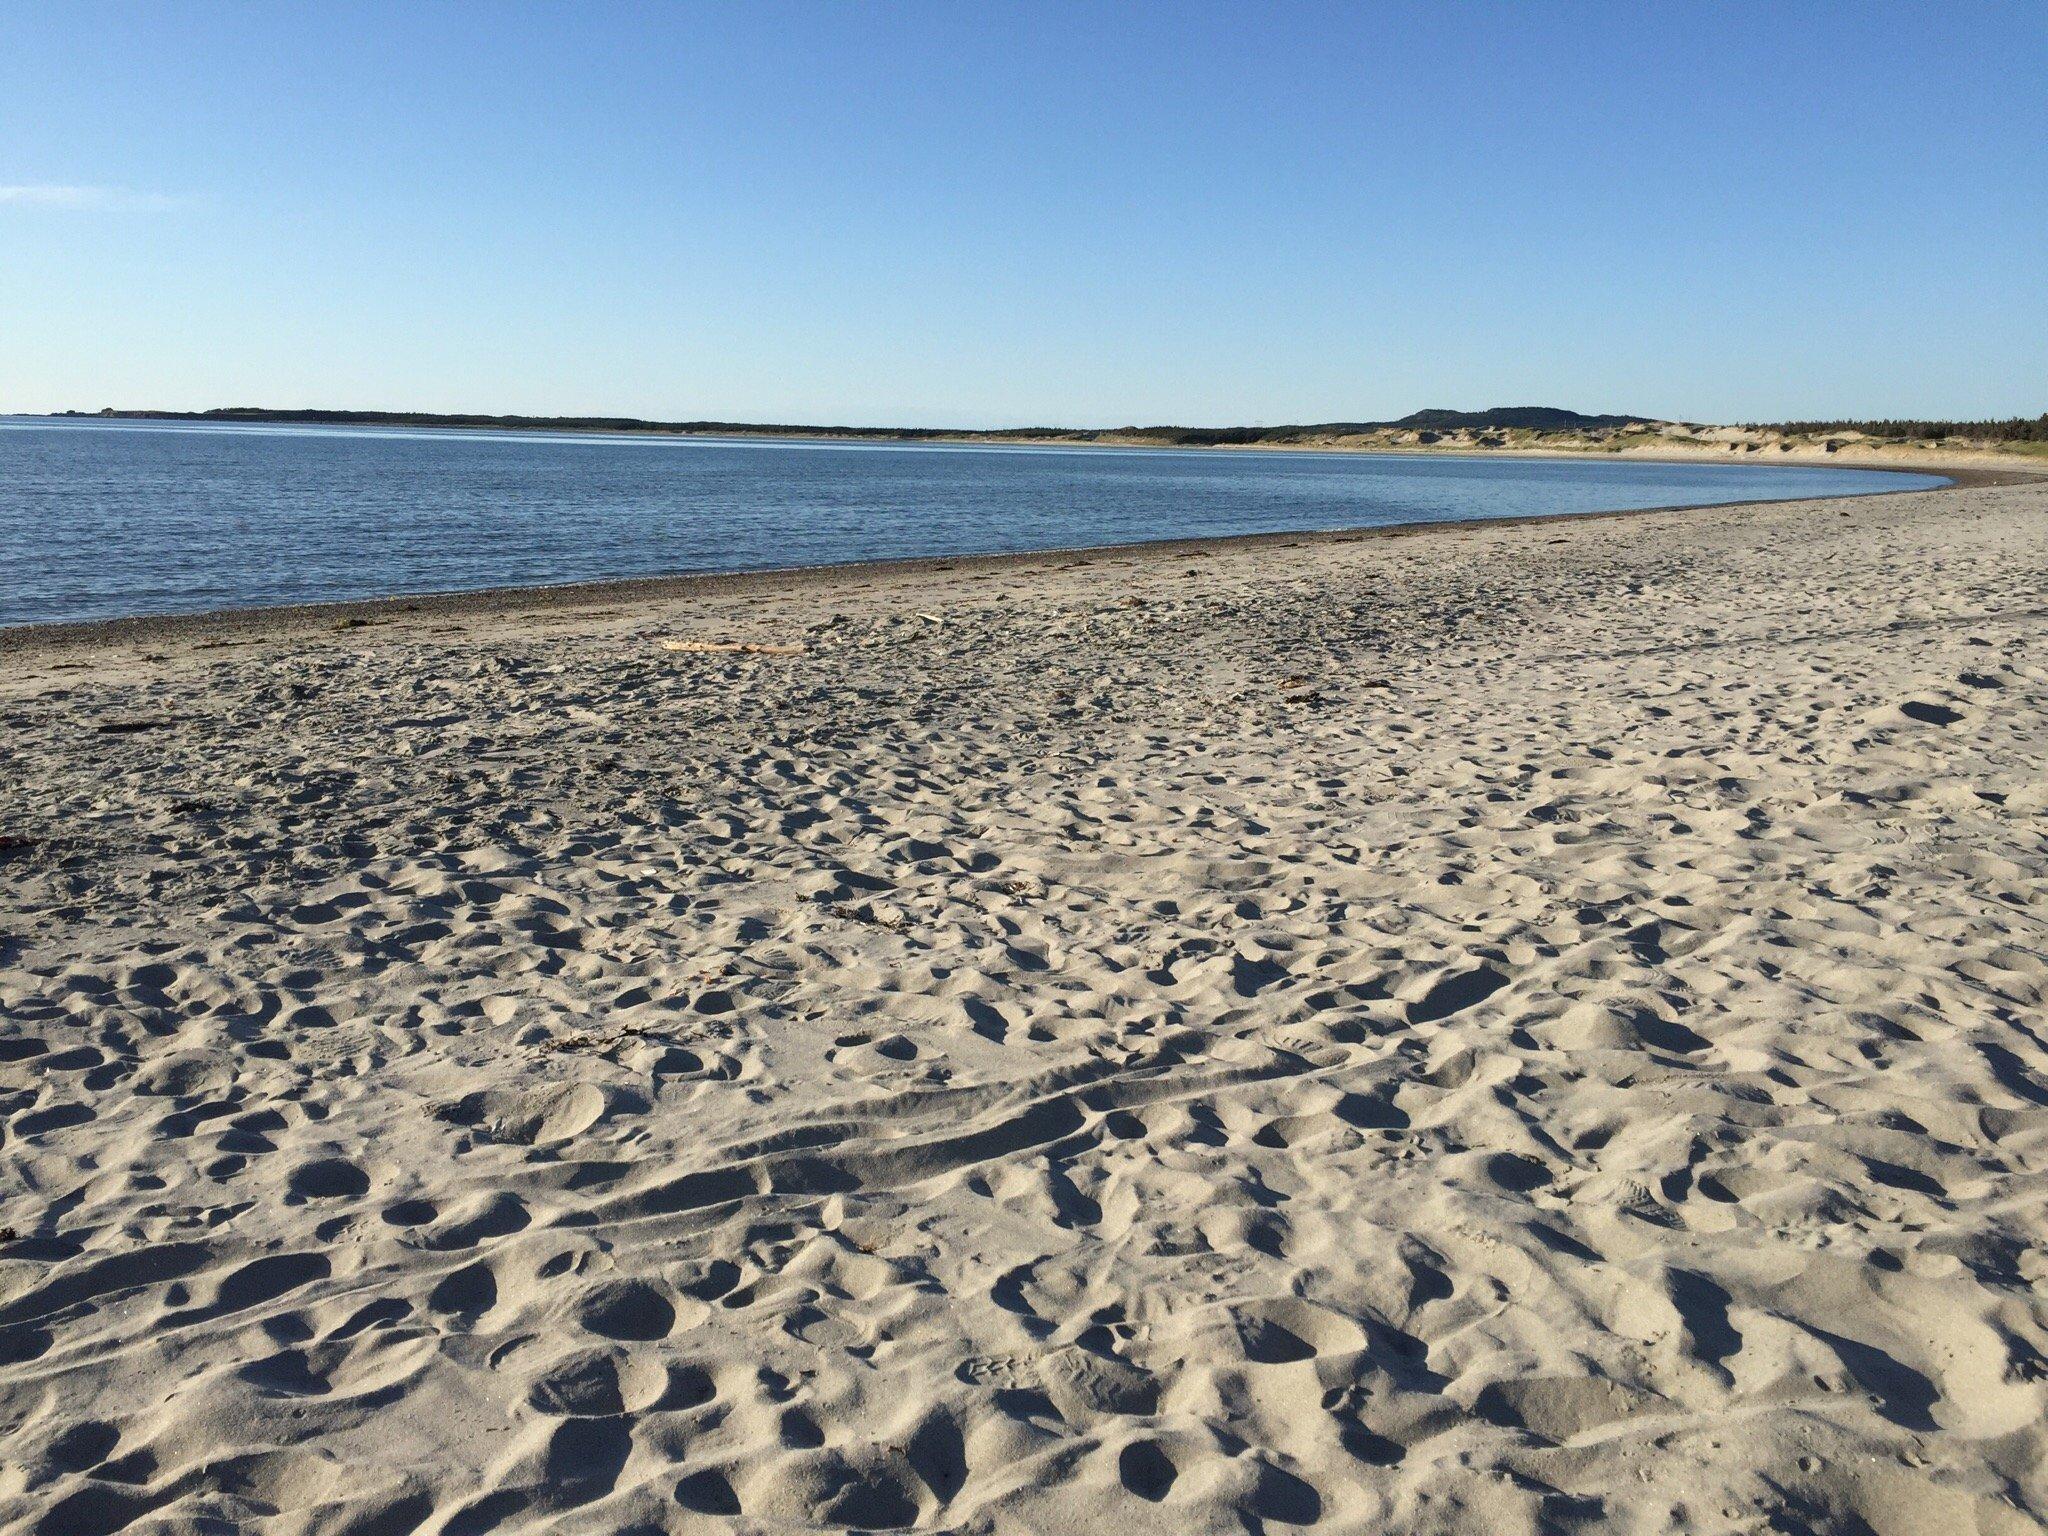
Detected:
left=0, top=416, right=1946, bottom=626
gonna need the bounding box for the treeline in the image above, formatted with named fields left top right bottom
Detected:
left=79, top=407, right=1069, bottom=441
left=1113, top=425, right=1331, bottom=445
left=77, top=407, right=1346, bottom=447
left=1394, top=407, right=1644, bottom=432
left=74, top=403, right=1653, bottom=446
left=1753, top=414, right=2048, bottom=442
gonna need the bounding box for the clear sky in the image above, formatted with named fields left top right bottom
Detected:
left=4, top=2, right=2043, bottom=427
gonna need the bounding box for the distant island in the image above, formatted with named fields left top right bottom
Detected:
left=62, top=404, right=2048, bottom=462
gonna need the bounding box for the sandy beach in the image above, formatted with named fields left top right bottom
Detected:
left=4, top=475, right=2047, bottom=1535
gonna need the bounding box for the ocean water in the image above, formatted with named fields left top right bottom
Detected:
left=0, top=418, right=1949, bottom=627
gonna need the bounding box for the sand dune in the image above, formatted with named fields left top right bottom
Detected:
left=4, top=479, right=2047, bottom=1534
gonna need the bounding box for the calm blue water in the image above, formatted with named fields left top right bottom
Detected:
left=0, top=417, right=1948, bottom=627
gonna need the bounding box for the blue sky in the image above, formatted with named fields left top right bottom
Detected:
left=4, top=2, right=2043, bottom=426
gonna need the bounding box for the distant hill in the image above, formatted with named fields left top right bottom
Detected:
left=1392, top=407, right=1648, bottom=432
left=1092, top=407, right=1654, bottom=447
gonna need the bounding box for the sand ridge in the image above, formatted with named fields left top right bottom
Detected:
left=3, top=481, right=2047, bottom=1533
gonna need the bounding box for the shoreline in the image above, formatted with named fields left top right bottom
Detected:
left=19, top=410, right=2047, bottom=474
left=5, top=464, right=2022, bottom=653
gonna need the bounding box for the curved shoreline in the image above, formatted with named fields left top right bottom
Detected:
left=3, top=464, right=2026, bottom=653
left=21, top=411, right=2045, bottom=471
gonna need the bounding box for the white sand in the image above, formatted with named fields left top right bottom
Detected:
left=3, top=478, right=2046, bottom=1535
